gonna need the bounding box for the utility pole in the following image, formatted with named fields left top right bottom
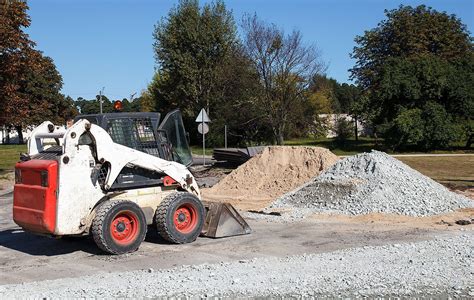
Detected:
left=224, top=125, right=227, bottom=148
left=99, top=87, right=105, bottom=114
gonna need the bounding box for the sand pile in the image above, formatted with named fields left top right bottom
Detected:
left=272, top=150, right=473, bottom=217
left=202, top=146, right=339, bottom=210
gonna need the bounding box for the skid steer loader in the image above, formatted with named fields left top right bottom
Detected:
left=13, top=110, right=250, bottom=254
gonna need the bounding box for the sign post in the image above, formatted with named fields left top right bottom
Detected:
left=195, top=108, right=211, bottom=166
left=224, top=125, right=227, bottom=148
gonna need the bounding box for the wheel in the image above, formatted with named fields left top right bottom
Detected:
left=92, top=200, right=147, bottom=255
left=155, top=192, right=205, bottom=244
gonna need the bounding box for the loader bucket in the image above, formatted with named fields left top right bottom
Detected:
left=201, top=201, right=252, bottom=238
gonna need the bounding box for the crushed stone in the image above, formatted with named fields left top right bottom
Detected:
left=271, top=150, right=473, bottom=218
left=0, top=233, right=471, bottom=298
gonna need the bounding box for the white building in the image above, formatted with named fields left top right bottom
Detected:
left=317, top=114, right=370, bottom=138
left=0, top=126, right=34, bottom=144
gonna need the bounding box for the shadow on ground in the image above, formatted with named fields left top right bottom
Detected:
left=0, top=226, right=172, bottom=256
left=0, top=229, right=101, bottom=256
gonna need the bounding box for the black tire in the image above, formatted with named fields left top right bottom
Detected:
left=92, top=200, right=147, bottom=255
left=155, top=192, right=205, bottom=244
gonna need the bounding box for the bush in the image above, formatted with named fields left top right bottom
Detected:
left=334, top=117, right=354, bottom=146
left=383, top=101, right=461, bottom=150
left=420, top=101, right=460, bottom=149
left=383, top=108, right=424, bottom=150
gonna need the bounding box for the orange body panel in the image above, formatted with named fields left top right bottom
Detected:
left=13, top=160, right=58, bottom=234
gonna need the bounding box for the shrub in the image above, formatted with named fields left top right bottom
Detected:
left=334, top=117, right=354, bottom=146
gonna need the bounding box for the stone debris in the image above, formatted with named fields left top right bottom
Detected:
left=0, top=233, right=471, bottom=298
left=271, top=150, right=473, bottom=217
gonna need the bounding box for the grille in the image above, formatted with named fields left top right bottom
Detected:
left=31, top=145, right=63, bottom=160
left=107, top=118, right=160, bottom=157
left=97, top=163, right=109, bottom=188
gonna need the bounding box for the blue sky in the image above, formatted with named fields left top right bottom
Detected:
left=26, top=0, right=473, bottom=101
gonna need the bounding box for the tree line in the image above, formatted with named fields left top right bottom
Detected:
left=146, top=0, right=473, bottom=149
left=1, top=0, right=472, bottom=150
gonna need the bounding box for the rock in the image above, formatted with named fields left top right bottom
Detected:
left=272, top=151, right=473, bottom=218
left=455, top=219, right=471, bottom=226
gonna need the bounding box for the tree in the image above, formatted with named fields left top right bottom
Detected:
left=0, top=0, right=36, bottom=142
left=75, top=95, right=113, bottom=114
left=205, top=45, right=271, bottom=146
left=242, top=14, right=325, bottom=144
left=350, top=5, right=473, bottom=149
left=309, top=75, right=339, bottom=112
left=351, top=5, right=471, bottom=89
left=0, top=1, right=73, bottom=143
left=152, top=0, right=237, bottom=124
left=151, top=0, right=271, bottom=147
left=138, top=89, right=155, bottom=112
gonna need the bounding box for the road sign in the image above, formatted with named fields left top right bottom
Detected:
left=198, top=123, right=209, bottom=134
left=195, top=108, right=210, bottom=166
left=195, top=108, right=211, bottom=123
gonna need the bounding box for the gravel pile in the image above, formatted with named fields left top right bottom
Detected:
left=271, top=151, right=473, bottom=217
left=0, top=233, right=472, bottom=298
left=204, top=146, right=339, bottom=210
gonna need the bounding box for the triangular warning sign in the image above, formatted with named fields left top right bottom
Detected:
left=195, top=108, right=211, bottom=123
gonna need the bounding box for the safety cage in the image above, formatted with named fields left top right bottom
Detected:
left=74, top=110, right=193, bottom=191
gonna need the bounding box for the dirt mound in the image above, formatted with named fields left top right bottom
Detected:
left=202, top=146, right=339, bottom=210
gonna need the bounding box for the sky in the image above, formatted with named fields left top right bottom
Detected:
left=26, top=0, right=474, bottom=101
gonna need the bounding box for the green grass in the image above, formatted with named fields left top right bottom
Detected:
left=284, top=137, right=473, bottom=156
left=398, top=156, right=474, bottom=189
left=190, top=145, right=214, bottom=156
left=284, top=137, right=378, bottom=156
left=0, top=144, right=26, bottom=175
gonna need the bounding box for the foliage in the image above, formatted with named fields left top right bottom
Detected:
left=382, top=108, right=424, bottom=149
left=308, top=75, right=338, bottom=113
left=383, top=101, right=461, bottom=150
left=334, top=117, right=354, bottom=146
left=350, top=5, right=473, bottom=150
left=351, top=5, right=472, bottom=89
left=152, top=0, right=237, bottom=125
left=204, top=45, right=271, bottom=146
left=150, top=0, right=272, bottom=146
left=138, top=89, right=154, bottom=112
left=74, top=95, right=142, bottom=114
left=421, top=101, right=460, bottom=150
left=242, top=14, right=325, bottom=145
left=0, top=1, right=76, bottom=143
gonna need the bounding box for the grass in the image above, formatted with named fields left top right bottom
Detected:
left=284, top=137, right=473, bottom=156
left=285, top=137, right=378, bottom=156
left=190, top=145, right=214, bottom=156
left=0, top=144, right=26, bottom=175
left=397, top=156, right=474, bottom=189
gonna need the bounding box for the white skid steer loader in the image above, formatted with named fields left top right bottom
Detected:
left=13, top=110, right=250, bottom=254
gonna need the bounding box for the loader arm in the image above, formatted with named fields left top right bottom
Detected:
left=63, top=120, right=200, bottom=198
left=28, top=121, right=66, bottom=155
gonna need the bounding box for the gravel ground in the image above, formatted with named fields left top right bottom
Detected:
left=272, top=151, right=473, bottom=218
left=1, top=232, right=472, bottom=298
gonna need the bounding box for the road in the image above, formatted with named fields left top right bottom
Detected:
left=0, top=192, right=459, bottom=285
